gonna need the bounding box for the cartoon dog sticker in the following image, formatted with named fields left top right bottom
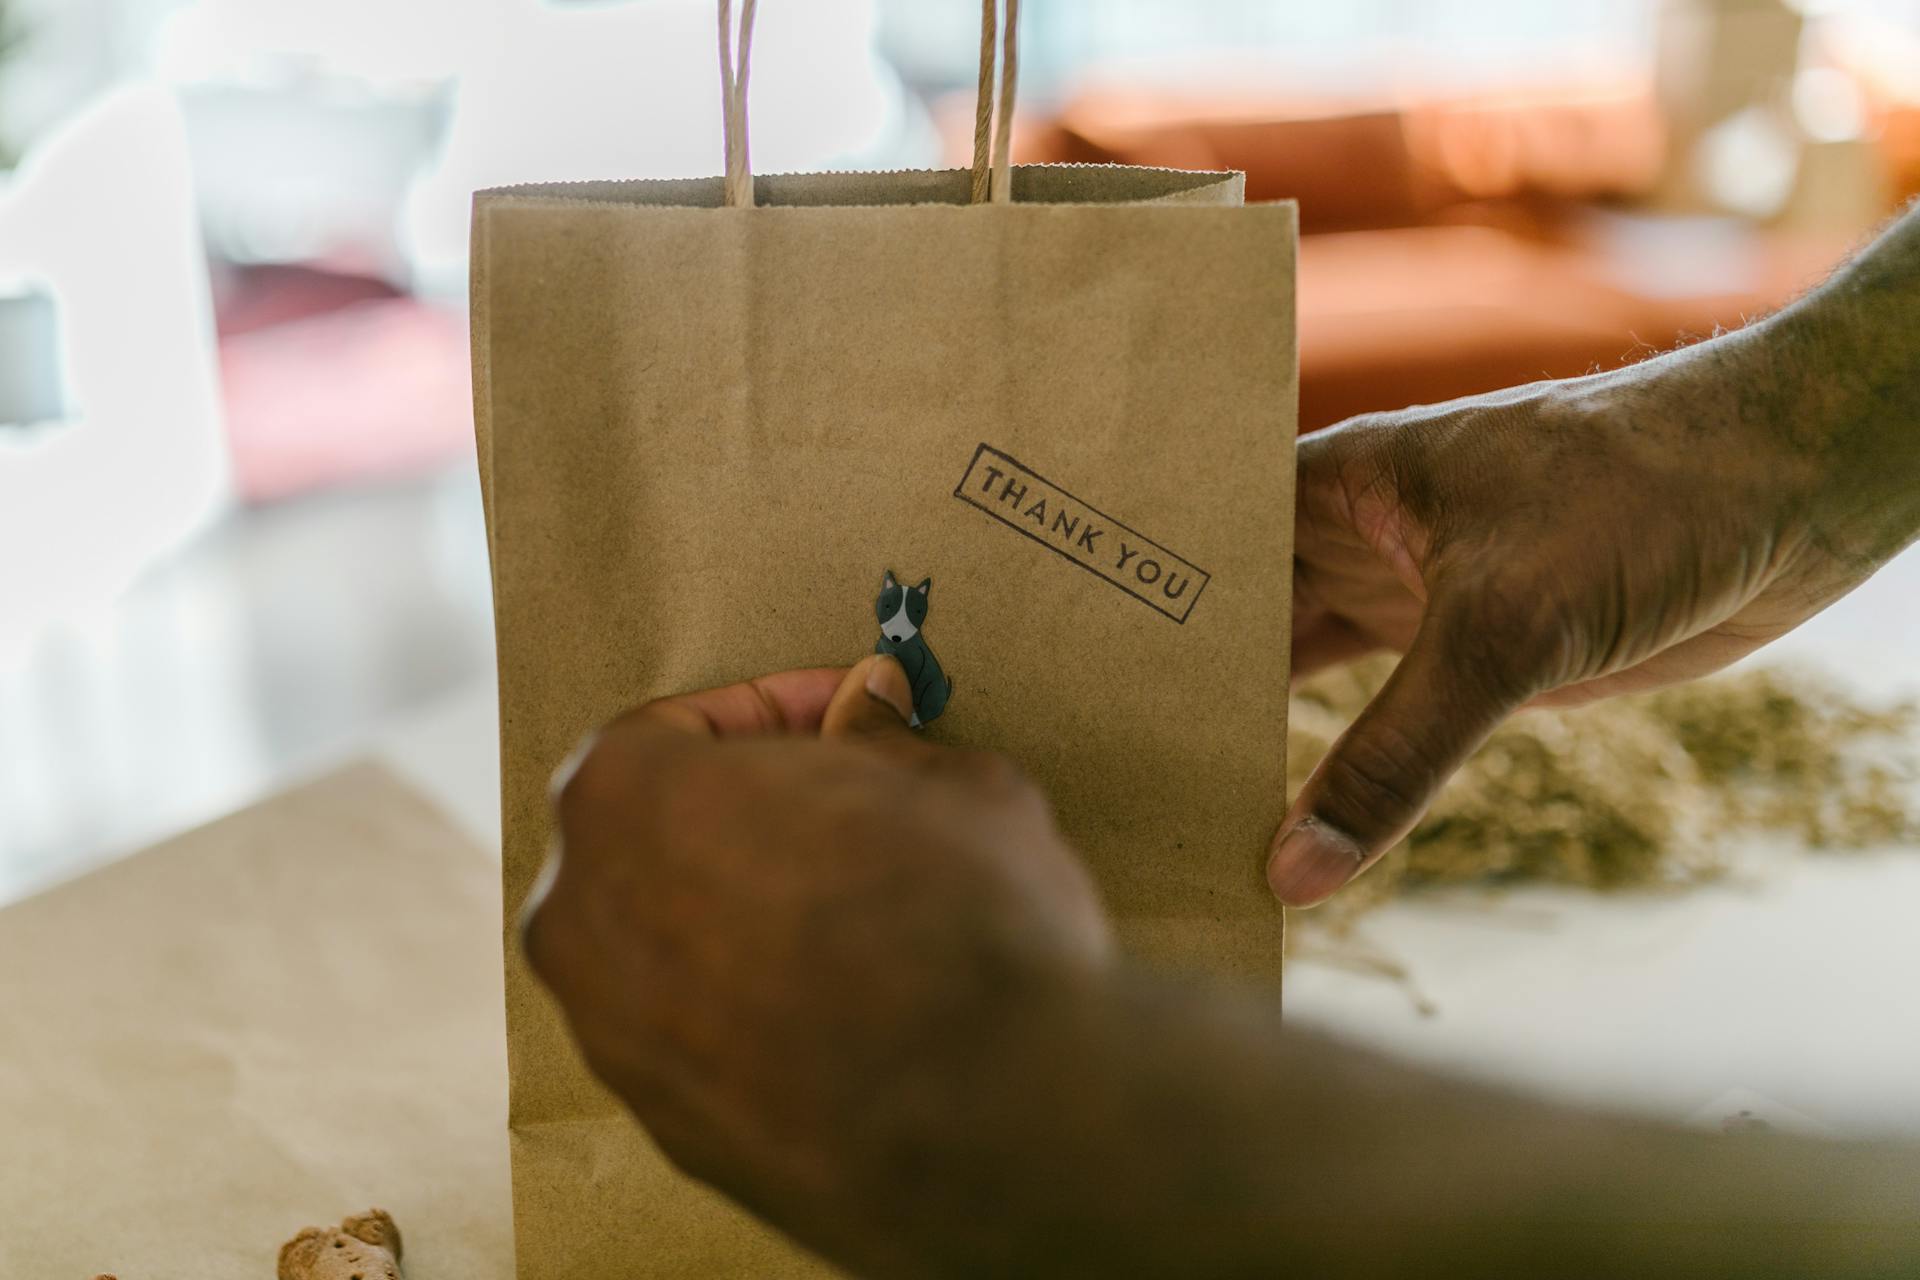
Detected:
left=874, top=570, right=953, bottom=727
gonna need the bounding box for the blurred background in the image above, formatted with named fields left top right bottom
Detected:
left=4, top=2, right=1920, bottom=1126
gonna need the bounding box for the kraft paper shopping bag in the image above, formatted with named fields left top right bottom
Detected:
left=472, top=2, right=1297, bottom=1272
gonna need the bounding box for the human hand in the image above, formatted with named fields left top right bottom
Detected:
left=521, top=657, right=1113, bottom=1271
left=1275, top=325, right=1916, bottom=907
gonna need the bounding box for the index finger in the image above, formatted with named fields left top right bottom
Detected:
left=623, top=667, right=852, bottom=739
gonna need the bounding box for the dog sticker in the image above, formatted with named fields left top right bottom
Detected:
left=873, top=570, right=954, bottom=727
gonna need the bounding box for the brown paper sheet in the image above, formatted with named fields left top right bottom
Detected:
left=474, top=163, right=1298, bottom=1275
left=0, top=763, right=513, bottom=1279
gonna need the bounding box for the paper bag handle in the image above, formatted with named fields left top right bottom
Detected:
left=719, top=0, right=760, bottom=208
left=970, top=0, right=1021, bottom=205
left=717, top=0, right=1022, bottom=208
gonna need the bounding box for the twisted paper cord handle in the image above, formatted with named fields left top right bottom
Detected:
left=718, top=0, right=1017, bottom=209
left=971, top=0, right=1021, bottom=205
left=719, top=0, right=760, bottom=208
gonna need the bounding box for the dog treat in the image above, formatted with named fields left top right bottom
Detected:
left=279, top=1209, right=404, bottom=1280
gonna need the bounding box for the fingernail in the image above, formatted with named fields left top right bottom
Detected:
left=864, top=656, right=915, bottom=723
left=1266, top=818, right=1369, bottom=907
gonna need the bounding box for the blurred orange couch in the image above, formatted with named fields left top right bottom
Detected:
left=978, top=83, right=1885, bottom=432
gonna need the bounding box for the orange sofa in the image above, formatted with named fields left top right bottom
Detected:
left=985, top=85, right=1872, bottom=431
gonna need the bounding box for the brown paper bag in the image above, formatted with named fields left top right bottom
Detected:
left=472, top=4, right=1296, bottom=1274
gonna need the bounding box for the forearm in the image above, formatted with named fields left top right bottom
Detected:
left=857, top=969, right=1920, bottom=1278
left=1725, top=203, right=1920, bottom=568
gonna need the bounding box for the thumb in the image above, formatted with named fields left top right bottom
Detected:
left=1269, top=610, right=1529, bottom=907
left=820, top=655, right=917, bottom=739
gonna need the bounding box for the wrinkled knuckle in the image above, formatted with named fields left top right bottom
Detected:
left=1449, top=576, right=1529, bottom=637
left=1319, top=725, right=1432, bottom=839
left=1327, top=408, right=1402, bottom=440
left=1306, top=411, right=1399, bottom=477
left=1442, top=589, right=1557, bottom=701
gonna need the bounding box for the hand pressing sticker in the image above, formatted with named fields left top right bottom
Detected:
left=874, top=570, right=954, bottom=727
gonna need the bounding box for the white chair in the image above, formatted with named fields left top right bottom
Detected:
left=0, top=83, right=227, bottom=662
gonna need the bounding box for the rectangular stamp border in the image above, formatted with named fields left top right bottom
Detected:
left=953, top=443, right=1212, bottom=625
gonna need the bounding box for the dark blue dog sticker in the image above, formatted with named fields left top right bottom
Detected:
left=873, top=570, right=953, bottom=727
